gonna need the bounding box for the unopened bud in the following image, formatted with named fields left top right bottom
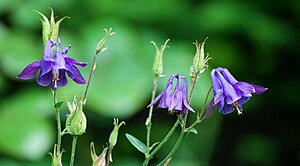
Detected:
left=65, top=96, right=87, bottom=136
left=50, top=144, right=63, bottom=166
left=90, top=142, right=108, bottom=166
left=34, top=8, right=69, bottom=46
left=96, top=28, right=115, bottom=54
left=109, top=118, right=125, bottom=148
left=190, top=37, right=211, bottom=78
left=151, top=39, right=169, bottom=77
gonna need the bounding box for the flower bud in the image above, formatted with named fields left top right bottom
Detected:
left=90, top=142, right=108, bottom=166
left=50, top=144, right=63, bottom=166
left=190, top=38, right=211, bottom=78
left=151, top=39, right=170, bottom=77
left=109, top=118, right=125, bottom=148
left=34, top=8, right=69, bottom=46
left=96, top=28, right=115, bottom=54
left=65, top=96, right=87, bottom=136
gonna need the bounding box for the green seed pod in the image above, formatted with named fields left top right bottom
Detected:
left=65, top=96, right=87, bottom=136
left=151, top=39, right=170, bottom=77
left=34, top=8, right=69, bottom=46
left=96, top=28, right=115, bottom=54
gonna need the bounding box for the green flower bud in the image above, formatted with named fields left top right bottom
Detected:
left=65, top=96, right=87, bottom=136
left=109, top=118, right=125, bottom=148
left=50, top=144, right=63, bottom=166
left=90, top=142, right=108, bottom=166
left=34, top=8, right=69, bottom=45
left=190, top=37, right=211, bottom=78
left=151, top=39, right=170, bottom=77
left=96, top=28, right=115, bottom=54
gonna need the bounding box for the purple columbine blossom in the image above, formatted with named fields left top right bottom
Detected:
left=148, top=74, right=194, bottom=116
left=17, top=38, right=87, bottom=90
left=207, top=67, right=267, bottom=116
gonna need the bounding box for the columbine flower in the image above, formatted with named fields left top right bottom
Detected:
left=207, top=67, right=267, bottom=116
left=17, top=38, right=87, bottom=90
left=148, top=74, right=194, bottom=116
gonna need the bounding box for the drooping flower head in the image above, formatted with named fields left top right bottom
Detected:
left=148, top=74, right=194, bottom=116
left=207, top=67, right=267, bottom=116
left=17, top=38, right=87, bottom=90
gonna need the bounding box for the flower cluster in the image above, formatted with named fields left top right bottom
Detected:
left=207, top=67, right=267, bottom=116
left=148, top=74, right=194, bottom=116
left=17, top=38, right=87, bottom=90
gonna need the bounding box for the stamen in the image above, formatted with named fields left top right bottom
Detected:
left=232, top=102, right=242, bottom=115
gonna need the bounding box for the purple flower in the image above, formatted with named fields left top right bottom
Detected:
left=207, top=67, right=267, bottom=116
left=148, top=74, right=194, bottom=116
left=17, top=39, right=87, bottom=90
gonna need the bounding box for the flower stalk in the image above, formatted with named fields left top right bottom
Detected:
left=69, top=136, right=78, bottom=166
left=53, top=90, right=62, bottom=153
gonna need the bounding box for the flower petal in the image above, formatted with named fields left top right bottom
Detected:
left=221, top=104, right=235, bottom=114
left=234, top=82, right=255, bottom=97
left=218, top=67, right=238, bottom=85
left=57, top=70, right=68, bottom=87
left=37, top=71, right=52, bottom=86
left=147, top=92, right=164, bottom=107
left=40, top=60, right=53, bottom=76
left=216, top=70, right=241, bottom=104
left=66, top=65, right=86, bottom=84
left=65, top=57, right=87, bottom=67
left=17, top=61, right=41, bottom=79
left=251, top=84, right=268, bottom=94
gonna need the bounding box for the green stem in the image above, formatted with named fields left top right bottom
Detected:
left=184, top=86, right=213, bottom=132
left=142, top=119, right=180, bottom=166
left=69, top=136, right=78, bottom=166
left=145, top=76, right=159, bottom=150
left=83, top=52, right=98, bottom=102
left=157, top=130, right=185, bottom=166
left=106, top=147, right=112, bottom=166
left=53, top=90, right=62, bottom=153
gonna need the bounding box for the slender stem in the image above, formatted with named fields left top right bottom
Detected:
left=83, top=52, right=98, bottom=102
left=53, top=90, right=62, bottom=153
left=69, top=136, right=78, bottom=166
left=184, top=86, right=213, bottom=132
left=106, top=147, right=112, bottom=166
left=142, top=119, right=180, bottom=166
left=145, top=76, right=159, bottom=150
left=157, top=130, right=185, bottom=166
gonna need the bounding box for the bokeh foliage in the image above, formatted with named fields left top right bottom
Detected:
left=0, top=0, right=299, bottom=165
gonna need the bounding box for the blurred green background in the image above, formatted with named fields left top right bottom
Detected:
left=0, top=0, right=299, bottom=165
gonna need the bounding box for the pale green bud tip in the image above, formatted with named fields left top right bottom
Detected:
left=90, top=142, right=108, bottom=166
left=33, top=8, right=70, bottom=46
left=109, top=118, right=125, bottom=148
left=96, top=28, right=116, bottom=54
left=65, top=96, right=87, bottom=136
left=49, top=144, right=63, bottom=166
left=151, top=39, right=170, bottom=77
left=190, top=37, right=211, bottom=78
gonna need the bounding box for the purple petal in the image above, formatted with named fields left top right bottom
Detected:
left=17, top=61, right=41, bottom=79
left=37, top=71, right=52, bottom=86
left=234, top=82, right=255, bottom=97
left=205, top=99, right=216, bottom=119
left=221, top=104, right=235, bottom=114
left=216, top=70, right=241, bottom=104
left=252, top=84, right=268, bottom=94
left=54, top=48, right=67, bottom=70
left=66, top=65, right=86, bottom=84
left=217, top=67, right=238, bottom=85
left=62, top=45, right=71, bottom=55
left=183, top=99, right=194, bottom=112
left=65, top=57, right=87, bottom=67
left=148, top=92, right=164, bottom=107
left=43, top=40, right=55, bottom=61
left=40, top=60, right=53, bottom=76
left=237, top=96, right=250, bottom=105
left=57, top=70, right=68, bottom=87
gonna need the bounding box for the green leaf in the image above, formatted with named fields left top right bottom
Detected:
left=188, top=128, right=198, bottom=135
left=125, top=133, right=147, bottom=154
left=54, top=101, right=64, bottom=109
